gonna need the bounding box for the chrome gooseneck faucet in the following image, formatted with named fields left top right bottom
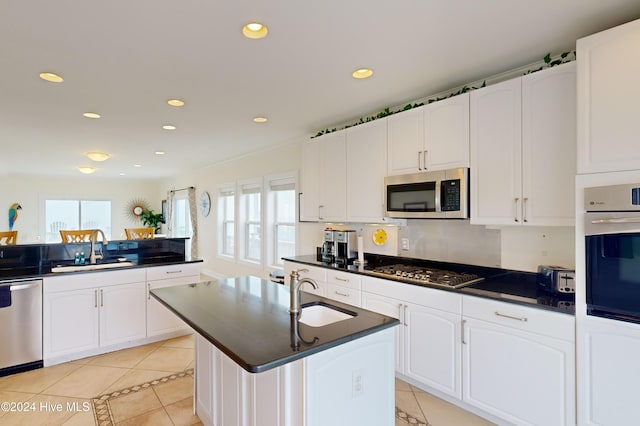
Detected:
left=89, top=229, right=108, bottom=264
left=289, top=269, right=318, bottom=315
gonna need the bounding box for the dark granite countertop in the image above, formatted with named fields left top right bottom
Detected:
left=151, top=276, right=399, bottom=373
left=284, top=255, right=575, bottom=315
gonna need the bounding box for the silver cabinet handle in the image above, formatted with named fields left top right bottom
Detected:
left=461, top=319, right=466, bottom=345
left=335, top=277, right=349, bottom=282
left=423, top=150, right=428, bottom=171
left=334, top=290, right=349, bottom=297
left=417, top=151, right=423, bottom=170
left=514, top=198, right=519, bottom=222
left=523, top=198, right=528, bottom=223
left=148, top=283, right=151, bottom=300
left=318, top=205, right=324, bottom=220
left=403, top=304, right=409, bottom=327
left=100, top=289, right=104, bottom=307
left=495, top=311, right=527, bottom=322
left=94, top=289, right=98, bottom=308
left=166, top=270, right=183, bottom=275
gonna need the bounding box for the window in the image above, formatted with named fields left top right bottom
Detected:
left=218, top=186, right=235, bottom=257
left=45, top=199, right=111, bottom=242
left=267, top=175, right=296, bottom=267
left=170, top=190, right=193, bottom=254
left=240, top=180, right=262, bottom=263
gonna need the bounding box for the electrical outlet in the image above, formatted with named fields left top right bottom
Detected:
left=401, top=238, right=409, bottom=251
left=352, top=369, right=364, bottom=397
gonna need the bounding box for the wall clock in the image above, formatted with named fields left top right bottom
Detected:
left=199, top=191, right=211, bottom=217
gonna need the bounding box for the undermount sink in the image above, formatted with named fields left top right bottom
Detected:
left=51, top=258, right=135, bottom=273
left=298, top=303, right=356, bottom=327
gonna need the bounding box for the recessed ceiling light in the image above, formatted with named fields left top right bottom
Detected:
left=77, top=166, right=96, bottom=174
left=155, top=151, right=165, bottom=155
left=253, top=117, right=268, bottom=123
left=119, top=172, right=126, bottom=176
left=162, top=125, right=176, bottom=130
left=83, top=112, right=101, bottom=119
left=39, top=72, right=64, bottom=83
left=242, top=22, right=268, bottom=39
left=167, top=99, right=185, bottom=107
left=86, top=151, right=111, bottom=162
left=352, top=68, right=374, bottom=79
left=134, top=164, right=142, bottom=168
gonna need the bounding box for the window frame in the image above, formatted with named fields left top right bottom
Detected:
left=217, top=183, right=236, bottom=260
left=44, top=198, right=112, bottom=242
left=238, top=178, right=263, bottom=266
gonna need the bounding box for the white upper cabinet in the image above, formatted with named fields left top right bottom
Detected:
left=471, top=62, right=576, bottom=226
left=299, top=131, right=347, bottom=222
left=387, top=94, right=470, bottom=176
left=424, top=93, right=470, bottom=171
left=577, top=18, right=640, bottom=174
left=346, top=119, right=387, bottom=222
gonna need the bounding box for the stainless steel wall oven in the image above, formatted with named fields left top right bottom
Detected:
left=585, top=183, right=640, bottom=324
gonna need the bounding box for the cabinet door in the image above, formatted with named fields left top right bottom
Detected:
left=405, top=304, right=461, bottom=399
left=463, top=317, right=575, bottom=426
left=470, top=78, right=522, bottom=225
left=577, top=19, right=640, bottom=174
left=346, top=119, right=387, bottom=222
left=43, top=288, right=99, bottom=358
left=578, top=317, right=640, bottom=426
left=387, top=107, right=424, bottom=175
left=522, top=62, right=576, bottom=226
left=318, top=131, right=347, bottom=222
left=361, top=291, right=404, bottom=373
left=99, top=282, right=147, bottom=347
left=424, top=93, right=470, bottom=171
left=147, top=277, right=192, bottom=337
left=300, top=139, right=321, bottom=221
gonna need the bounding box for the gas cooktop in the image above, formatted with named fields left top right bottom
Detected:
left=368, top=264, right=484, bottom=289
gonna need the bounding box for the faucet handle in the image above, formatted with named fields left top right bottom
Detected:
left=290, top=268, right=309, bottom=278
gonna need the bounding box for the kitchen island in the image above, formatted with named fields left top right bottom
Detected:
left=151, top=275, right=399, bottom=426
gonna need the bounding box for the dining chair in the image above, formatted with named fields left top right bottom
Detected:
left=0, top=231, right=17, bottom=245
left=125, top=227, right=155, bottom=240
left=60, top=229, right=95, bottom=243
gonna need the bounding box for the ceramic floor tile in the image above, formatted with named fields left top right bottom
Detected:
left=413, top=389, right=495, bottom=426
left=395, top=377, right=412, bottom=392
left=85, top=343, right=160, bottom=369
left=102, top=368, right=175, bottom=394
left=60, top=403, right=96, bottom=426
left=395, top=388, right=426, bottom=423
left=109, top=387, right=163, bottom=423
left=0, top=363, right=82, bottom=394
left=153, top=375, right=193, bottom=406
left=41, top=365, right=129, bottom=399
left=161, top=334, right=195, bottom=349
left=0, top=390, right=37, bottom=420
left=164, top=396, right=201, bottom=426
left=117, top=407, right=174, bottom=426
left=134, top=347, right=193, bottom=372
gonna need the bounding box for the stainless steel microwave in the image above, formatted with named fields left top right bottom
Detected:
left=384, top=168, right=469, bottom=219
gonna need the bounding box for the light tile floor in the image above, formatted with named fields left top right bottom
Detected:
left=0, top=334, right=494, bottom=426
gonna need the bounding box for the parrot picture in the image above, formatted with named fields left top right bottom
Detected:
left=8, top=203, right=22, bottom=231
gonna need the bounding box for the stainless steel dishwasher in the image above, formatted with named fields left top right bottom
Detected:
left=0, top=278, right=43, bottom=376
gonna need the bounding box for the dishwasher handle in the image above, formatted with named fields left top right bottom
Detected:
left=0, top=281, right=42, bottom=292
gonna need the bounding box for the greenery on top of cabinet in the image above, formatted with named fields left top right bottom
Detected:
left=312, top=51, right=575, bottom=139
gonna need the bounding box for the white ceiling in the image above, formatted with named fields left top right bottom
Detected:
left=2, top=0, right=640, bottom=179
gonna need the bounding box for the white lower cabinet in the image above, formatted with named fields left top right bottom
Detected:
left=462, top=295, right=575, bottom=426
left=43, top=269, right=147, bottom=362
left=578, top=316, right=640, bottom=426
left=146, top=263, right=200, bottom=337
left=361, top=276, right=462, bottom=399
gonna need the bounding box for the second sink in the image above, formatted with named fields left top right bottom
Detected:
left=298, top=303, right=356, bottom=327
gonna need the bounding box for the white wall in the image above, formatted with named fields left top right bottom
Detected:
left=0, top=174, right=162, bottom=243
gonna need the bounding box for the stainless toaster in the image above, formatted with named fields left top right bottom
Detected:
left=537, top=265, right=575, bottom=294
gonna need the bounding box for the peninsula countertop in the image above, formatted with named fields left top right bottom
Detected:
left=151, top=276, right=399, bottom=373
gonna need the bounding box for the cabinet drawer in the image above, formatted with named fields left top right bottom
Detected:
left=327, top=270, right=361, bottom=290
left=462, top=295, right=574, bottom=342
left=362, top=276, right=461, bottom=314
left=283, top=262, right=327, bottom=284
left=146, top=263, right=201, bottom=281
left=326, top=283, right=361, bottom=307
left=44, top=268, right=146, bottom=293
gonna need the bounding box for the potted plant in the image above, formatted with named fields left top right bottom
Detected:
left=140, top=209, right=164, bottom=233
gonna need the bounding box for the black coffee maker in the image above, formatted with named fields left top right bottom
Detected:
left=335, top=230, right=357, bottom=266
left=320, top=230, right=336, bottom=264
